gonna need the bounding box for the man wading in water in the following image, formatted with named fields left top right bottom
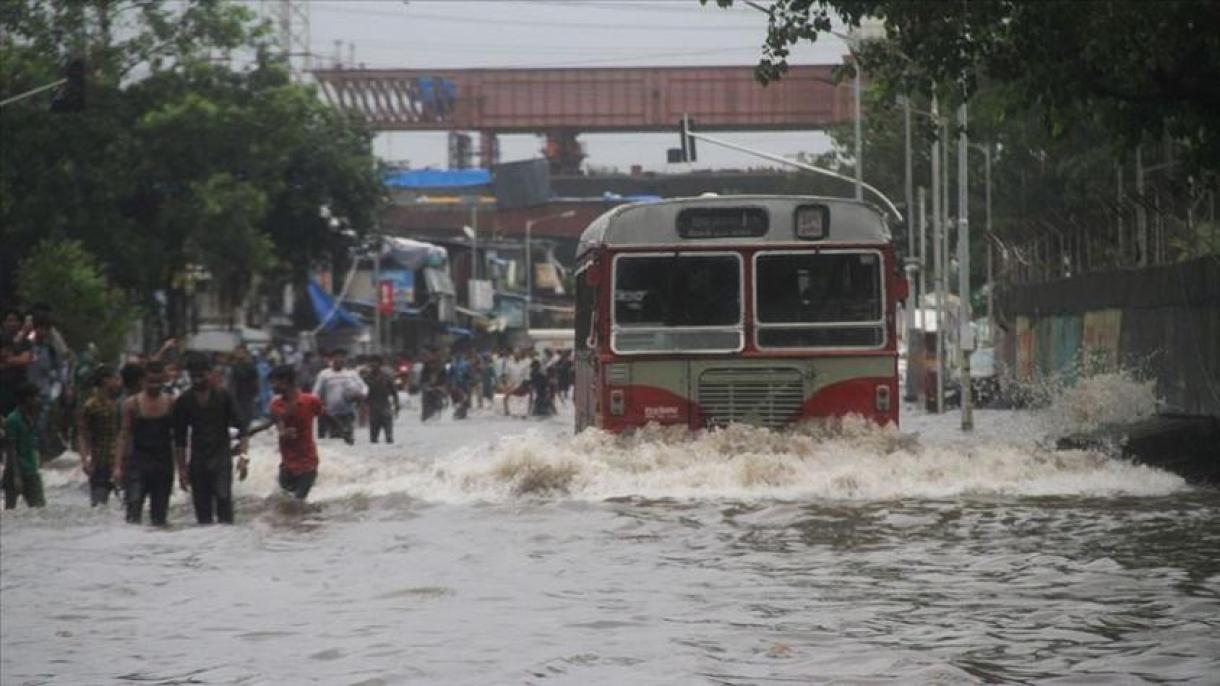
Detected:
left=266, top=365, right=324, bottom=500
left=77, top=365, right=122, bottom=506
left=312, top=348, right=366, bottom=445
left=114, top=361, right=180, bottom=526
left=173, top=353, right=248, bottom=524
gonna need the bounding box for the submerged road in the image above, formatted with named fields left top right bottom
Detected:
left=3, top=390, right=1218, bottom=684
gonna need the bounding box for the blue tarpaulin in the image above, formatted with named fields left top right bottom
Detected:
left=308, top=280, right=364, bottom=330
left=384, top=169, right=491, bottom=189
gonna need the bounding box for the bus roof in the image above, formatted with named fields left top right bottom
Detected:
left=577, top=195, right=891, bottom=258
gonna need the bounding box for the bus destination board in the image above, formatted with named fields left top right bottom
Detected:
left=676, top=207, right=769, bottom=239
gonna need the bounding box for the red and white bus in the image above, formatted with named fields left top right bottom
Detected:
left=573, top=195, right=907, bottom=433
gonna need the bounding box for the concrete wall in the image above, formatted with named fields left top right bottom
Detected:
left=997, top=257, right=1220, bottom=417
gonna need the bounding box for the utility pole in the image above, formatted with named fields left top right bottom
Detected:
left=931, top=96, right=944, bottom=414
left=854, top=61, right=863, bottom=201
left=919, top=186, right=927, bottom=299
left=957, top=102, right=973, bottom=431
left=471, top=201, right=479, bottom=280
left=1136, top=145, right=1147, bottom=266
left=982, top=145, right=993, bottom=344
left=373, top=241, right=382, bottom=355
left=902, top=96, right=916, bottom=402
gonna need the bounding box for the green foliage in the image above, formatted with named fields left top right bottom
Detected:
left=707, top=0, right=1220, bottom=176
left=16, top=239, right=136, bottom=361
left=1, top=0, right=382, bottom=338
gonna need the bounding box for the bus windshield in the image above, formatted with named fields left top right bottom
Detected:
left=613, top=253, right=742, bottom=352
left=754, top=251, right=884, bottom=348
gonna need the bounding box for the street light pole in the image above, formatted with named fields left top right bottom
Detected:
left=470, top=201, right=479, bottom=280
left=957, top=102, right=973, bottom=432
left=973, top=143, right=992, bottom=343
left=524, top=209, right=577, bottom=332
left=525, top=218, right=533, bottom=332
left=902, top=96, right=916, bottom=402
left=854, top=62, right=863, bottom=201
left=930, top=95, right=944, bottom=414
left=373, top=242, right=382, bottom=355
left=918, top=186, right=927, bottom=298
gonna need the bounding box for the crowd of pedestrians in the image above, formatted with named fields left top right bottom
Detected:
left=407, top=345, right=574, bottom=423
left=1, top=304, right=574, bottom=525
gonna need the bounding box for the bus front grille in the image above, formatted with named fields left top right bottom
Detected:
left=697, top=367, right=805, bottom=428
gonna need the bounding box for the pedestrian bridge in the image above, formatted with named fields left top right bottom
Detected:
left=311, top=64, right=852, bottom=133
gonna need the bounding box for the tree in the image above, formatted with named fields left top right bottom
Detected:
left=1, top=1, right=382, bottom=340
left=17, top=239, right=136, bottom=361
left=707, top=0, right=1220, bottom=177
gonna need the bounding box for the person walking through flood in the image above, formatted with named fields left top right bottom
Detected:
left=267, top=365, right=324, bottom=501
left=501, top=348, right=531, bottom=417
left=114, top=361, right=180, bottom=526
left=555, top=350, right=574, bottom=406
left=3, top=383, right=46, bottom=509
left=448, top=351, right=474, bottom=420
left=77, top=365, right=122, bottom=506
left=312, top=349, right=366, bottom=446
left=230, top=346, right=260, bottom=426
left=173, top=353, right=249, bottom=525
left=419, top=348, right=448, bottom=422
left=477, top=352, right=496, bottom=411
left=362, top=355, right=399, bottom=443
left=529, top=360, right=554, bottom=418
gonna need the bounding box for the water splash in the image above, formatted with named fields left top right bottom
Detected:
left=1040, top=371, right=1160, bottom=435
left=225, top=415, right=1186, bottom=505
left=1004, top=354, right=1161, bottom=435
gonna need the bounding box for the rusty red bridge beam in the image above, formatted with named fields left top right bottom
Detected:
left=311, top=65, right=852, bottom=133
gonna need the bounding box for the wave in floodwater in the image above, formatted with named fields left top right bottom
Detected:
left=20, top=370, right=1182, bottom=513
left=232, top=415, right=1187, bottom=506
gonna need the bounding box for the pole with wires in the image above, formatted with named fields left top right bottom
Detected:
left=957, top=101, right=973, bottom=432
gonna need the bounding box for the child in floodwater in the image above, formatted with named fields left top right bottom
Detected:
left=266, top=365, right=324, bottom=500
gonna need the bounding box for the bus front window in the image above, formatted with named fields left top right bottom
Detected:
left=755, top=252, right=884, bottom=348
left=612, top=253, right=742, bottom=353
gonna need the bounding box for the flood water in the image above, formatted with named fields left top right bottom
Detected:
left=3, top=398, right=1218, bottom=685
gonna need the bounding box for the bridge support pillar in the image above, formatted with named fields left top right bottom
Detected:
left=479, top=130, right=499, bottom=168
left=542, top=130, right=586, bottom=175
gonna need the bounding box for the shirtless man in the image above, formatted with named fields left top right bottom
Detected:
left=114, top=361, right=182, bottom=526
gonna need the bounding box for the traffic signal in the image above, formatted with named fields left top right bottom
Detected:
left=50, top=58, right=86, bottom=112
left=668, top=115, right=697, bottom=163
left=681, top=115, right=696, bottom=163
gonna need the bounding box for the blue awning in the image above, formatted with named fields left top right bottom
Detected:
left=447, top=326, right=473, bottom=337
left=384, top=169, right=491, bottom=189
left=308, top=280, right=364, bottom=330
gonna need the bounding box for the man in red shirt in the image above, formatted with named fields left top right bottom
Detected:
left=267, top=365, right=324, bottom=500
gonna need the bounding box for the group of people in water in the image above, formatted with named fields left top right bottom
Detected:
left=5, top=350, right=325, bottom=526
left=412, top=346, right=574, bottom=423
left=2, top=301, right=576, bottom=525
left=78, top=351, right=322, bottom=522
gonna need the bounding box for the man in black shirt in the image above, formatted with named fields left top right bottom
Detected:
left=362, top=356, right=399, bottom=443
left=173, top=353, right=248, bottom=525
left=419, top=348, right=447, bottom=423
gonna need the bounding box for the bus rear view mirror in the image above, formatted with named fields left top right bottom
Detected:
left=584, top=265, right=601, bottom=286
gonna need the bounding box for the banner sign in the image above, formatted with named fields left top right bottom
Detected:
left=378, top=280, right=395, bottom=315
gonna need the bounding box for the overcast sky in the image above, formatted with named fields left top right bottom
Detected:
left=282, top=0, right=849, bottom=172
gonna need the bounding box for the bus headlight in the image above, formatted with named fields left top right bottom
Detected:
left=610, top=389, right=625, bottom=416
left=875, top=384, right=891, bottom=413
